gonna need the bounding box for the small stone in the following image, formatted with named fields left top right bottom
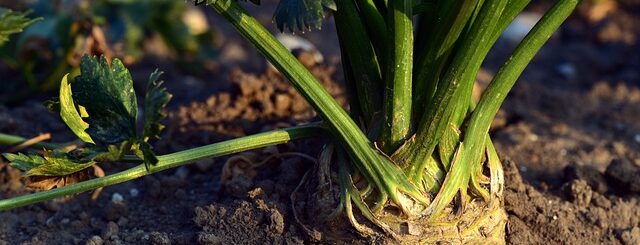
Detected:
left=519, top=166, right=527, bottom=173
left=85, top=236, right=104, bottom=245
left=605, top=158, right=640, bottom=193
left=149, top=231, right=171, bottom=245
left=198, top=232, right=223, bottom=245
left=268, top=209, right=285, bottom=235
left=129, top=188, right=139, bottom=198
left=274, top=94, right=291, bottom=112
left=557, top=63, right=576, bottom=79
left=111, top=193, right=124, bottom=203
left=591, top=193, right=612, bottom=209
left=102, top=221, right=119, bottom=239
left=407, top=222, right=422, bottom=236
left=620, top=227, right=640, bottom=245
left=568, top=180, right=593, bottom=208
left=45, top=217, right=55, bottom=227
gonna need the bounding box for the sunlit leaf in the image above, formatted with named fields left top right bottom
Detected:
left=72, top=55, right=138, bottom=144
left=59, top=74, right=95, bottom=144
left=143, top=69, right=172, bottom=141
left=3, top=150, right=94, bottom=177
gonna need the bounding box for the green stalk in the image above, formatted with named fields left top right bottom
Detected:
left=334, top=0, right=383, bottom=125
left=399, top=0, right=506, bottom=182
left=435, top=0, right=532, bottom=172
left=206, top=0, right=427, bottom=211
left=0, top=124, right=321, bottom=211
left=428, top=0, right=580, bottom=217
left=0, top=133, right=62, bottom=150
left=491, top=0, right=532, bottom=44
left=380, top=0, right=413, bottom=154
left=356, top=0, right=388, bottom=66
left=412, top=0, right=477, bottom=118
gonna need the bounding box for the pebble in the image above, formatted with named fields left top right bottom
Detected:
left=129, top=188, right=139, bottom=198
left=557, top=62, right=577, bottom=79
left=111, top=193, right=124, bottom=203
left=621, top=227, right=640, bottom=245
left=45, top=217, right=55, bottom=227
left=198, top=232, right=222, bottom=245
left=519, top=166, right=528, bottom=173
left=149, top=231, right=171, bottom=245
left=102, top=221, right=119, bottom=239
left=85, top=236, right=104, bottom=245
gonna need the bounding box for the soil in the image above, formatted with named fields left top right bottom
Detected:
left=1, top=0, right=640, bottom=244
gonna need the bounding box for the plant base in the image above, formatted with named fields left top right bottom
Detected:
left=293, top=159, right=508, bottom=244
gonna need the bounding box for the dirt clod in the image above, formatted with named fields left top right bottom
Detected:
left=567, top=179, right=593, bottom=208
left=149, top=231, right=171, bottom=245
left=197, top=232, right=222, bottom=245
left=606, top=158, right=640, bottom=194
left=564, top=163, right=608, bottom=193
left=620, top=227, right=640, bottom=245
left=193, top=198, right=302, bottom=245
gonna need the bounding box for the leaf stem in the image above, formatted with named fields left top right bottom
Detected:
left=380, top=0, right=413, bottom=154
left=334, top=0, right=383, bottom=125
left=0, top=133, right=62, bottom=150
left=0, top=124, right=321, bottom=211
left=399, top=0, right=506, bottom=182
left=429, top=0, right=580, bottom=217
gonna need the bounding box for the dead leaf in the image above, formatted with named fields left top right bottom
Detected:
left=26, top=169, right=91, bottom=191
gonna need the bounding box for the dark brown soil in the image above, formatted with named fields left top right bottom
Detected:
left=1, top=1, right=640, bottom=244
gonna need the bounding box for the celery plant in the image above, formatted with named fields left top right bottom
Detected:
left=0, top=0, right=579, bottom=243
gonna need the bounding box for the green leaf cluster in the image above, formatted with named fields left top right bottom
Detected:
left=273, top=0, right=336, bottom=32
left=4, top=150, right=94, bottom=177
left=3, top=55, right=172, bottom=177
left=0, top=8, right=41, bottom=46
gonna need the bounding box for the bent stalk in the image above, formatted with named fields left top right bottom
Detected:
left=0, top=123, right=321, bottom=211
